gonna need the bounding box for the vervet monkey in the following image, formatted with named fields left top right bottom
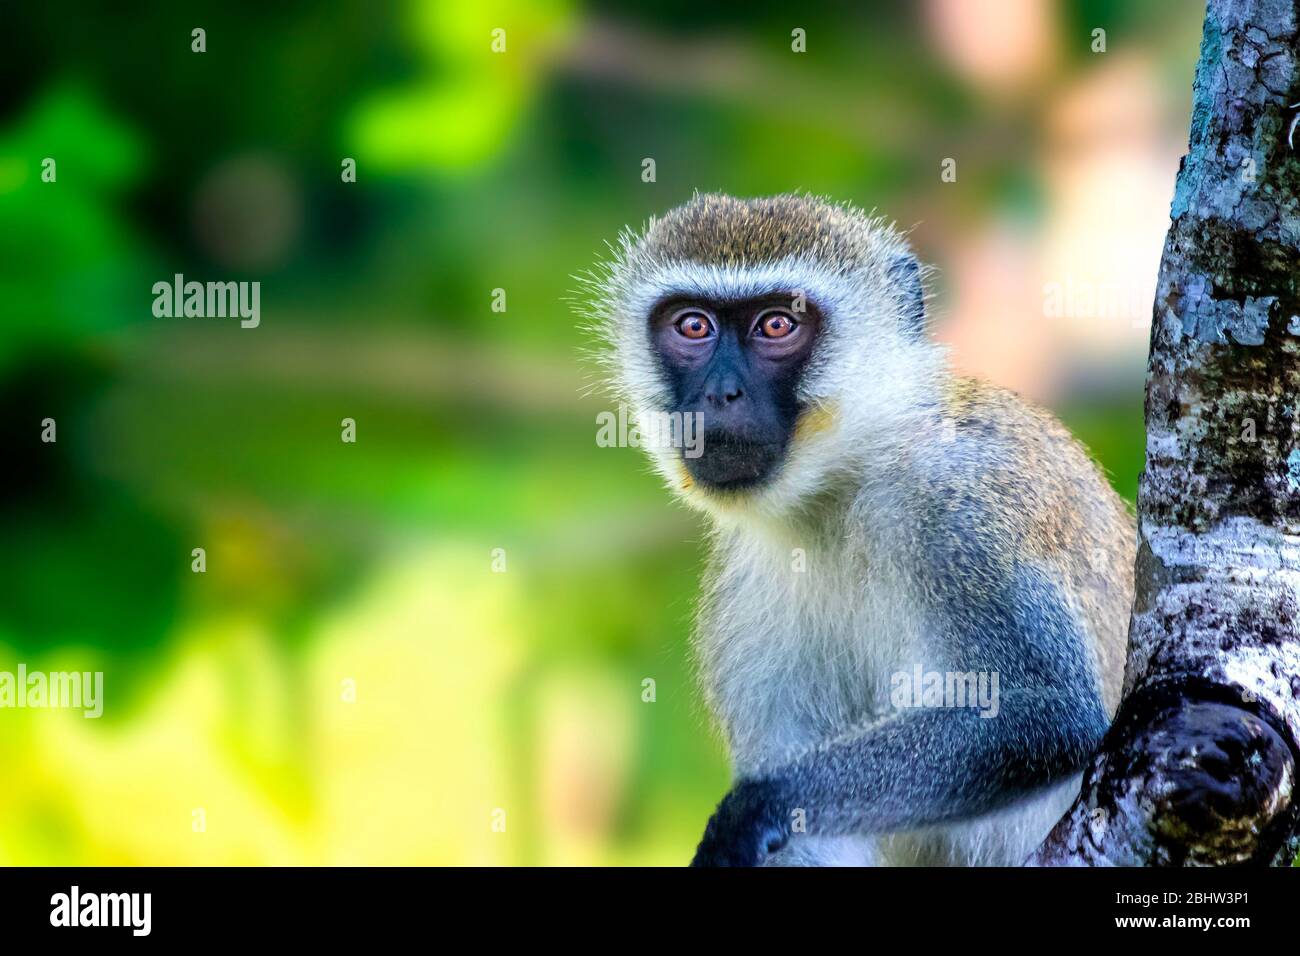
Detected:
left=586, top=193, right=1135, bottom=866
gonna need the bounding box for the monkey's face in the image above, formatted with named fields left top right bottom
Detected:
left=590, top=193, right=940, bottom=516
left=650, top=294, right=822, bottom=491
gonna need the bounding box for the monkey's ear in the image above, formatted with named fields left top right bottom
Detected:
left=888, top=253, right=927, bottom=338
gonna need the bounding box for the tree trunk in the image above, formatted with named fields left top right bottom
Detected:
left=1031, top=0, right=1300, bottom=866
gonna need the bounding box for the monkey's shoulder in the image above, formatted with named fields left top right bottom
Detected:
left=937, top=376, right=1093, bottom=476
left=912, top=376, right=1134, bottom=566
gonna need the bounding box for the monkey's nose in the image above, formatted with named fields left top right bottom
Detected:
left=705, top=380, right=744, bottom=407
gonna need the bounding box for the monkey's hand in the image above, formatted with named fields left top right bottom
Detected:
left=690, top=778, right=793, bottom=867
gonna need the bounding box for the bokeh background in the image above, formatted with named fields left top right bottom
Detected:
left=0, top=0, right=1203, bottom=864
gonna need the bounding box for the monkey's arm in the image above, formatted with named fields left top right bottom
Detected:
left=692, top=564, right=1111, bottom=867
left=691, top=686, right=1107, bottom=866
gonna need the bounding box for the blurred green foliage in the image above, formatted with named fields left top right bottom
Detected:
left=0, top=1, right=1194, bottom=864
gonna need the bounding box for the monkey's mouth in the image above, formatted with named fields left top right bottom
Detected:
left=684, top=435, right=783, bottom=491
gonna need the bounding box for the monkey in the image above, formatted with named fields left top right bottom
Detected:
left=583, top=193, right=1136, bottom=866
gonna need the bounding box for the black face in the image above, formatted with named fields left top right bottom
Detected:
left=650, top=294, right=822, bottom=491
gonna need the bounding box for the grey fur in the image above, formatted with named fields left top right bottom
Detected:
left=589, top=194, right=1136, bottom=865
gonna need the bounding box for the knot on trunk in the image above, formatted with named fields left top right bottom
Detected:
left=1101, top=695, right=1296, bottom=865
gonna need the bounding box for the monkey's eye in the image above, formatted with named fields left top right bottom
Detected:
left=675, top=311, right=714, bottom=340
left=755, top=310, right=797, bottom=339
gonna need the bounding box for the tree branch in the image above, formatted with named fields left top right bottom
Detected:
left=1032, top=0, right=1300, bottom=866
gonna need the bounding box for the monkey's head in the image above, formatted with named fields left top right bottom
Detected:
left=586, top=193, right=942, bottom=520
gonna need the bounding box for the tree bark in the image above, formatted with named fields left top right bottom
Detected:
left=1031, top=0, right=1300, bottom=866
